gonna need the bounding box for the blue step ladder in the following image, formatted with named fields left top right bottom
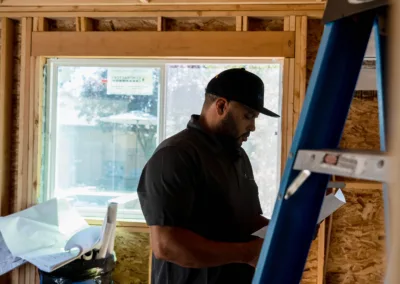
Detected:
left=253, top=1, right=390, bottom=283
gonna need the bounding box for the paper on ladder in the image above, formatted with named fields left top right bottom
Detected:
left=252, top=189, right=346, bottom=239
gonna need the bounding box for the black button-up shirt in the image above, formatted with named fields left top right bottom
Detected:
left=138, top=115, right=263, bottom=284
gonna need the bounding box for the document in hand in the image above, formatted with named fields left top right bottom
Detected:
left=0, top=198, right=103, bottom=274
left=252, top=189, right=346, bottom=239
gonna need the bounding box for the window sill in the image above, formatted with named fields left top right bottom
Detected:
left=86, top=218, right=149, bottom=233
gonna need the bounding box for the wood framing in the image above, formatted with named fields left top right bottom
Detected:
left=343, top=181, right=383, bottom=190
left=157, top=16, right=167, bottom=31
left=293, top=15, right=307, bottom=130
left=317, top=218, right=326, bottom=284
left=11, top=17, right=37, bottom=284
left=388, top=2, right=400, bottom=282
left=0, top=0, right=325, bottom=5
left=77, top=16, right=94, bottom=31
left=280, top=14, right=307, bottom=173
left=87, top=220, right=150, bottom=233
left=33, top=16, right=48, bottom=31
left=31, top=31, right=295, bottom=57
left=0, top=4, right=325, bottom=18
left=16, top=17, right=33, bottom=215
left=0, top=18, right=15, bottom=218
left=280, top=16, right=294, bottom=173
left=235, top=16, right=242, bottom=31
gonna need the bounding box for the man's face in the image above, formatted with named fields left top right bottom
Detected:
left=217, top=100, right=259, bottom=146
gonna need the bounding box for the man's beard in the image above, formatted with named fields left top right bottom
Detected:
left=217, top=112, right=249, bottom=146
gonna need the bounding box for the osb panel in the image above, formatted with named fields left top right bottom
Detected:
left=340, top=93, right=380, bottom=150
left=48, top=18, right=76, bottom=31
left=325, top=188, right=385, bottom=284
left=94, top=19, right=157, bottom=31
left=302, top=240, right=318, bottom=284
left=165, top=17, right=235, bottom=31
left=113, top=230, right=150, bottom=284
left=248, top=18, right=284, bottom=31
left=306, top=19, right=323, bottom=86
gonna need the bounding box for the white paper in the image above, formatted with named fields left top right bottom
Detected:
left=0, top=198, right=88, bottom=259
left=252, top=226, right=268, bottom=239
left=317, top=189, right=346, bottom=223
left=0, top=233, right=26, bottom=276
left=64, top=226, right=102, bottom=252
left=24, top=225, right=101, bottom=272
left=252, top=189, right=346, bottom=239
left=26, top=248, right=81, bottom=273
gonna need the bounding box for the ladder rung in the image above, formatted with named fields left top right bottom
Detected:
left=293, top=150, right=388, bottom=183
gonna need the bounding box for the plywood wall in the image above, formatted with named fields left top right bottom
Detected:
left=325, top=187, right=385, bottom=284
left=113, top=231, right=150, bottom=284
left=341, top=92, right=380, bottom=150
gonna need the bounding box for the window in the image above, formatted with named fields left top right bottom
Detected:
left=43, top=59, right=282, bottom=221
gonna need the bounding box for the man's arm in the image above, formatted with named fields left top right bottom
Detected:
left=151, top=226, right=263, bottom=268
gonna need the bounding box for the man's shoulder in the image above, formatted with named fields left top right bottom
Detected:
left=156, top=128, right=203, bottom=154
left=142, top=129, right=203, bottom=176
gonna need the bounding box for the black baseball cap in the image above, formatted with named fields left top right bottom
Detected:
left=205, top=68, right=280, bottom=118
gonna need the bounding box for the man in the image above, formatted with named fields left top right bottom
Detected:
left=137, top=68, right=280, bottom=284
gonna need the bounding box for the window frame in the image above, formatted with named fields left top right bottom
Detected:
left=44, top=58, right=284, bottom=222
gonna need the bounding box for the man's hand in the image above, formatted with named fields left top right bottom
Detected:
left=244, top=238, right=264, bottom=267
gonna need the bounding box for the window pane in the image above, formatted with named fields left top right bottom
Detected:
left=165, top=64, right=281, bottom=217
left=49, top=66, right=160, bottom=219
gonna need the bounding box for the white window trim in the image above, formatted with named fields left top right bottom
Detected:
left=44, top=58, right=283, bottom=222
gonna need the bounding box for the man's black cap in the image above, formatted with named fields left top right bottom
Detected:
left=205, top=68, right=280, bottom=118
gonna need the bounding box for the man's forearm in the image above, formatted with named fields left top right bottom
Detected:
left=151, top=226, right=260, bottom=269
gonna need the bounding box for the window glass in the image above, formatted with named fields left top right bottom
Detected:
left=45, top=60, right=281, bottom=220
left=49, top=66, right=160, bottom=220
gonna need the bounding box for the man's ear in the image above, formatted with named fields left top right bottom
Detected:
left=215, top=98, right=228, bottom=116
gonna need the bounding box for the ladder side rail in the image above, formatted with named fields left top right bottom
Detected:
left=252, top=11, right=377, bottom=284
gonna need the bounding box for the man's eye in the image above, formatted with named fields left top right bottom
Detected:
left=245, top=114, right=254, bottom=120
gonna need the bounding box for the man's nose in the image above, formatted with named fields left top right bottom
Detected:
left=249, top=120, right=256, bottom=132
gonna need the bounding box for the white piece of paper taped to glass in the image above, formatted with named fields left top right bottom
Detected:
left=252, top=189, right=346, bottom=239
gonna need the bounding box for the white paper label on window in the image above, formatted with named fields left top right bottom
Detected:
left=107, top=68, right=154, bottom=95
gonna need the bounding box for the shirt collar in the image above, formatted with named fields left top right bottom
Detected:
left=187, top=114, right=242, bottom=158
